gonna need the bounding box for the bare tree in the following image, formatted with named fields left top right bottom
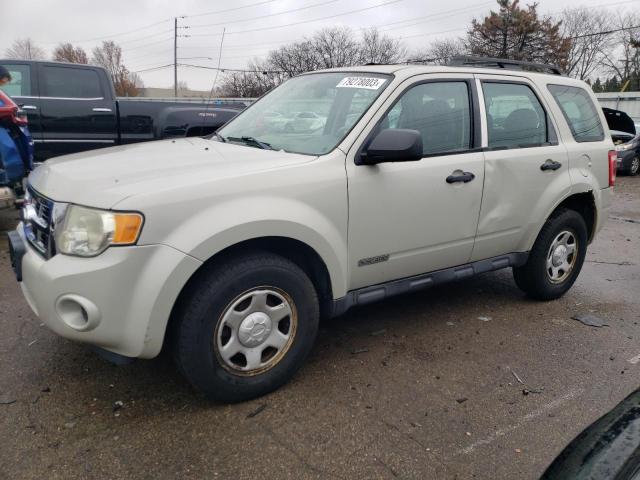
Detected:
left=359, top=28, right=406, bottom=64
left=269, top=40, right=322, bottom=77
left=171, top=80, right=189, bottom=96
left=53, top=43, right=89, bottom=64
left=218, top=61, right=284, bottom=97
left=130, top=72, right=144, bottom=89
left=5, top=38, right=47, bottom=60
left=221, top=27, right=406, bottom=97
left=561, top=8, right=613, bottom=80
left=412, top=38, right=467, bottom=63
left=314, top=27, right=362, bottom=68
left=91, top=41, right=139, bottom=96
left=599, top=11, right=640, bottom=90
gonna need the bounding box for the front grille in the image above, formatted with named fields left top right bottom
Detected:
left=23, top=187, right=55, bottom=259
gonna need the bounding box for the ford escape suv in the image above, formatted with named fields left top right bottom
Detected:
left=7, top=57, right=615, bottom=402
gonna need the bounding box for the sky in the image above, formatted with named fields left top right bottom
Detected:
left=2, top=0, right=639, bottom=91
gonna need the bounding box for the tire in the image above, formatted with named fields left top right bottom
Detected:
left=513, top=208, right=588, bottom=301
left=629, top=155, right=640, bottom=176
left=173, top=251, right=319, bottom=403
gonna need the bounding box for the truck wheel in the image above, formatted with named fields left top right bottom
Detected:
left=513, top=208, right=587, bottom=301
left=174, top=252, right=319, bottom=403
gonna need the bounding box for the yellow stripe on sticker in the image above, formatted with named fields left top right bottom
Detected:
left=336, top=77, right=386, bottom=90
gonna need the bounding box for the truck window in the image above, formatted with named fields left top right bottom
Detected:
left=379, top=81, right=472, bottom=156
left=41, top=66, right=102, bottom=99
left=547, top=84, right=604, bottom=143
left=0, top=64, right=31, bottom=97
left=482, top=82, right=549, bottom=148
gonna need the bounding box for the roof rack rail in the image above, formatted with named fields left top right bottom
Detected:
left=448, top=56, right=564, bottom=76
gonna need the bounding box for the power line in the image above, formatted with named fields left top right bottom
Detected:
left=57, top=19, right=172, bottom=44
left=117, top=29, right=174, bottom=45
left=377, top=1, right=493, bottom=31
left=394, top=27, right=467, bottom=40
left=183, top=0, right=279, bottom=19
left=121, top=37, right=174, bottom=53
left=188, top=0, right=405, bottom=37
left=187, top=0, right=340, bottom=29
left=572, top=23, right=640, bottom=39
left=51, top=0, right=280, bottom=45
left=178, top=63, right=286, bottom=74
left=133, top=64, right=175, bottom=73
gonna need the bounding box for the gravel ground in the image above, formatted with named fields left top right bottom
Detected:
left=0, top=177, right=639, bottom=479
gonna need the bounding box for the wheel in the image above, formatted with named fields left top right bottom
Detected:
left=513, top=208, right=588, bottom=301
left=629, top=155, right=640, bottom=176
left=173, top=252, right=319, bottom=403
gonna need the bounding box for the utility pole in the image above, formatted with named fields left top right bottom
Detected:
left=174, top=17, right=178, bottom=98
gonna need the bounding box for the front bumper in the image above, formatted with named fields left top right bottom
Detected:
left=10, top=223, right=201, bottom=358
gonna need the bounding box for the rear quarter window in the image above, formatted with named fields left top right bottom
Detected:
left=547, top=84, right=604, bottom=142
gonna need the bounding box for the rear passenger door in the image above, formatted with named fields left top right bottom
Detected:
left=546, top=84, right=611, bottom=190
left=472, top=76, right=571, bottom=261
left=37, top=64, right=117, bottom=159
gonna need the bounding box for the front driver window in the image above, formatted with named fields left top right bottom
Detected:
left=379, top=81, right=472, bottom=156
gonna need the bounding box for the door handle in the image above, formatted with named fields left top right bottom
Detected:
left=20, top=105, right=37, bottom=110
left=540, top=159, right=562, bottom=171
left=446, top=171, right=476, bottom=184
left=92, top=107, right=112, bottom=112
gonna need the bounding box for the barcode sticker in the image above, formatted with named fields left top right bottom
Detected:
left=336, top=77, right=387, bottom=90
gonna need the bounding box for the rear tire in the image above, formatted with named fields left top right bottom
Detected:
left=513, top=208, right=588, bottom=301
left=173, top=251, right=319, bottom=403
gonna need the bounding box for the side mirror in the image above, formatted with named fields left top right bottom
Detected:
left=358, top=128, right=423, bottom=165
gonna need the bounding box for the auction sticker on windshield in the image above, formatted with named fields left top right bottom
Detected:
left=336, top=77, right=387, bottom=90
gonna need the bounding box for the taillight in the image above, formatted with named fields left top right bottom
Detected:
left=608, top=150, right=617, bottom=187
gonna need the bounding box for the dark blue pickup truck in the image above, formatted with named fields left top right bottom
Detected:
left=0, top=60, right=244, bottom=162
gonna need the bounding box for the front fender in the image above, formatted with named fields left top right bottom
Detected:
left=148, top=195, right=349, bottom=298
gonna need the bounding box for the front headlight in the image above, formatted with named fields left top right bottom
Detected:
left=54, top=205, right=144, bottom=257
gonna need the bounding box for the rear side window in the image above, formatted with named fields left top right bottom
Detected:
left=41, top=66, right=102, bottom=99
left=482, top=82, right=549, bottom=148
left=379, top=81, right=472, bottom=156
left=0, top=64, right=31, bottom=96
left=547, top=85, right=604, bottom=142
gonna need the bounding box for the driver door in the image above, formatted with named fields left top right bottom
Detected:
left=346, top=75, right=485, bottom=290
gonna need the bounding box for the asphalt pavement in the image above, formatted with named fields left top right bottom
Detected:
left=1, top=177, right=639, bottom=479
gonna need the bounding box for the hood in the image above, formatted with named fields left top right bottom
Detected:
left=602, top=107, right=636, bottom=135
left=29, top=137, right=314, bottom=208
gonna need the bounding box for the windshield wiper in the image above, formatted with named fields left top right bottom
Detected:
left=226, top=136, right=273, bottom=150
left=214, top=132, right=226, bottom=142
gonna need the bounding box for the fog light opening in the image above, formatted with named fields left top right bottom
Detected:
left=55, top=295, right=101, bottom=332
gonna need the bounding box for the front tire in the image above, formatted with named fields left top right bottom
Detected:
left=513, top=208, right=588, bottom=301
left=173, top=252, right=319, bottom=403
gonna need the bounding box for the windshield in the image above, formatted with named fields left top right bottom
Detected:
left=217, top=72, right=392, bottom=155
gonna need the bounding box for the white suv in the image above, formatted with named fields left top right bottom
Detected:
left=8, top=59, right=616, bottom=402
